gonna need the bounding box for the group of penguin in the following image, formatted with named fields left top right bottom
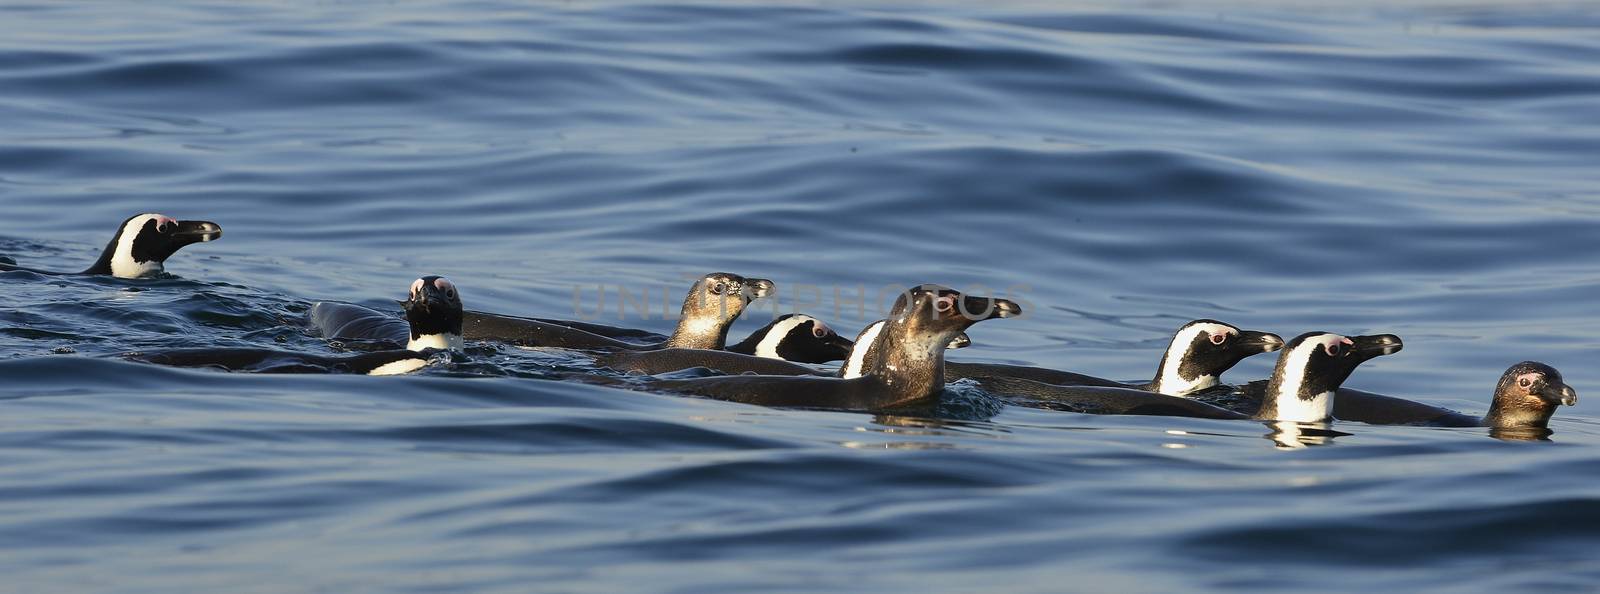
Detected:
left=2, top=213, right=1581, bottom=443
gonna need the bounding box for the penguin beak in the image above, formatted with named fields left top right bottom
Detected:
left=742, top=278, right=775, bottom=300
left=948, top=333, right=972, bottom=349
left=1238, top=331, right=1284, bottom=353
left=1350, top=334, right=1403, bottom=360
left=171, top=220, right=223, bottom=244
left=403, top=284, right=451, bottom=314
left=959, top=296, right=1021, bottom=320
left=820, top=333, right=855, bottom=361
left=1543, top=383, right=1579, bottom=407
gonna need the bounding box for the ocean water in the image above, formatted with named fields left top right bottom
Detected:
left=3, top=1, right=1599, bottom=592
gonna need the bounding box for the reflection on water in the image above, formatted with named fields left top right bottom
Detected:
left=1490, top=426, right=1555, bottom=442
left=1265, top=421, right=1351, bottom=449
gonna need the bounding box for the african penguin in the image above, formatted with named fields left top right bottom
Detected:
left=1249, top=332, right=1404, bottom=423
left=726, top=313, right=854, bottom=364
left=942, top=319, right=1283, bottom=397
left=136, top=276, right=465, bottom=376
left=461, top=272, right=774, bottom=351
left=0, top=213, right=221, bottom=278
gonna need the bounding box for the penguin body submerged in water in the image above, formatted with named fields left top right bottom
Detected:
left=131, top=276, right=464, bottom=376
left=459, top=272, right=773, bottom=351
left=943, top=319, right=1283, bottom=397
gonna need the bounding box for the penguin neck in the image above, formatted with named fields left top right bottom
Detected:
left=1150, top=345, right=1216, bottom=397
left=84, top=240, right=162, bottom=278
left=839, top=321, right=886, bottom=380
left=667, top=300, right=742, bottom=349
left=1258, top=359, right=1333, bottom=423
left=407, top=332, right=463, bottom=352
left=1482, top=390, right=1556, bottom=429
left=865, top=320, right=954, bottom=401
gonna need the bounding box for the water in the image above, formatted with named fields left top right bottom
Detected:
left=3, top=1, right=1599, bottom=591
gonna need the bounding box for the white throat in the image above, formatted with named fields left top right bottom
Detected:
left=408, top=332, right=464, bottom=352
left=110, top=215, right=167, bottom=279
left=754, top=315, right=811, bottom=360
left=1268, top=338, right=1340, bottom=422
left=1155, top=322, right=1232, bottom=397
left=840, top=320, right=885, bottom=380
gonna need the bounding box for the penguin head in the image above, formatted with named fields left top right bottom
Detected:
left=93, top=213, right=223, bottom=278
left=1152, top=319, right=1283, bottom=396
left=1486, top=361, right=1577, bottom=429
left=730, top=313, right=855, bottom=363
left=681, top=272, right=774, bottom=322
left=885, top=284, right=1021, bottom=347
left=400, top=275, right=465, bottom=351
left=1261, top=331, right=1403, bottom=422
left=668, top=272, right=775, bottom=349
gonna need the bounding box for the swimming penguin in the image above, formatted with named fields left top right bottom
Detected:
left=1248, top=361, right=1576, bottom=430
left=942, top=319, right=1284, bottom=397
left=645, top=285, right=1020, bottom=411
left=461, top=272, right=775, bottom=351
left=726, top=314, right=854, bottom=364
left=0, top=213, right=221, bottom=278
left=1245, top=332, right=1405, bottom=423
left=591, top=313, right=852, bottom=376
left=132, top=276, right=464, bottom=376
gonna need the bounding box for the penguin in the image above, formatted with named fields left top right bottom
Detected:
left=460, top=272, right=774, bottom=351
left=1245, top=332, right=1405, bottom=423
left=591, top=313, right=850, bottom=376
left=0, top=213, right=222, bottom=278
left=726, top=314, right=854, bottom=364
left=644, top=285, right=1021, bottom=411
left=941, top=319, right=1284, bottom=397
left=1245, top=361, right=1576, bottom=430
left=131, top=276, right=464, bottom=376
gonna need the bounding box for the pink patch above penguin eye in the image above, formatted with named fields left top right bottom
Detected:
left=1518, top=373, right=1539, bottom=389
left=410, top=278, right=425, bottom=297
left=154, top=215, right=177, bottom=232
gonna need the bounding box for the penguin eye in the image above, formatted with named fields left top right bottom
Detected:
left=1519, top=377, right=1533, bottom=388
left=934, top=297, right=954, bottom=312
left=1324, top=343, right=1345, bottom=357
left=709, top=282, right=726, bottom=295
left=1210, top=333, right=1227, bottom=345
left=812, top=325, right=827, bottom=338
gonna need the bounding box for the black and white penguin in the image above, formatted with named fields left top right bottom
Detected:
left=1247, top=332, right=1404, bottom=423
left=915, top=320, right=1260, bottom=420
left=133, top=276, right=465, bottom=376
left=726, top=314, right=854, bottom=364
left=645, top=285, right=1020, bottom=411
left=461, top=272, right=774, bottom=351
left=0, top=213, right=222, bottom=278
left=942, top=319, right=1283, bottom=397
left=1256, top=361, right=1577, bottom=432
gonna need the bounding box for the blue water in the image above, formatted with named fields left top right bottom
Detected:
left=3, top=1, right=1600, bottom=591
